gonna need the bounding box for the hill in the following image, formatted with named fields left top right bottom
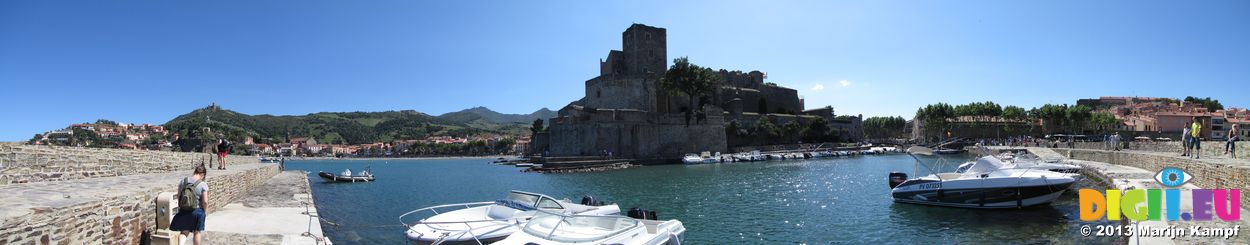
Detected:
left=164, top=105, right=534, bottom=145
left=437, top=107, right=556, bottom=124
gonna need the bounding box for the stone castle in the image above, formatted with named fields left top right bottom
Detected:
left=531, top=24, right=862, bottom=162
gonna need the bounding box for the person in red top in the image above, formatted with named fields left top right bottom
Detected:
left=215, top=139, right=231, bottom=170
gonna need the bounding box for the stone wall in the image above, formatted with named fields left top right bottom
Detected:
left=547, top=113, right=727, bottom=161
left=1051, top=148, right=1250, bottom=208
left=0, top=145, right=260, bottom=184
left=584, top=75, right=656, bottom=111
left=1068, top=141, right=1249, bottom=158
left=0, top=163, right=279, bottom=245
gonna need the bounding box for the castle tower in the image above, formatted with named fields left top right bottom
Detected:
left=621, top=24, right=666, bottom=79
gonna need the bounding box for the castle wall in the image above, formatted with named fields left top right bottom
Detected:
left=584, top=76, right=656, bottom=111
left=759, top=85, right=803, bottom=114
left=547, top=111, right=726, bottom=160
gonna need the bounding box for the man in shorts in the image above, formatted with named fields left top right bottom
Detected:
left=171, top=165, right=209, bottom=245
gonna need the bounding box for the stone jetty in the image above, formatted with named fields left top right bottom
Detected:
left=0, top=144, right=328, bottom=244
left=985, top=144, right=1249, bottom=244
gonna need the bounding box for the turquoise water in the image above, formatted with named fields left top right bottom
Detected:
left=286, top=154, right=1115, bottom=244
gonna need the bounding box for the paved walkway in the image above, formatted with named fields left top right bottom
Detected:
left=199, top=171, right=330, bottom=245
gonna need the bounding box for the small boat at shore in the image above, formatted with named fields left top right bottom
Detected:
left=400, top=191, right=622, bottom=245
left=682, top=152, right=720, bottom=164
left=317, top=169, right=375, bottom=182
left=682, top=154, right=703, bottom=164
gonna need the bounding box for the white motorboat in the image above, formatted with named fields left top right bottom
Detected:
left=681, top=154, right=704, bottom=164
left=959, top=152, right=1083, bottom=177
left=682, top=151, right=719, bottom=164
left=888, top=147, right=1075, bottom=209
left=400, top=191, right=622, bottom=244
left=492, top=210, right=685, bottom=245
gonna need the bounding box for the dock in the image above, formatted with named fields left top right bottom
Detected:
left=202, top=170, right=329, bottom=244
left=986, top=146, right=1249, bottom=244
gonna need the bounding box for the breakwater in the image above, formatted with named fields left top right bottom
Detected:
left=0, top=145, right=275, bottom=244
left=0, top=144, right=253, bottom=184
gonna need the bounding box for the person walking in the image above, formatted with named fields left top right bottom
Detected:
left=1190, top=118, right=1203, bottom=159
left=1226, top=124, right=1239, bottom=159
left=1182, top=120, right=1193, bottom=157
left=1112, top=132, right=1122, bottom=151
left=171, top=165, right=209, bottom=245
left=215, top=139, right=231, bottom=170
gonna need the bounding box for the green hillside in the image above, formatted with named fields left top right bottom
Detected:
left=437, top=106, right=556, bottom=124
left=165, top=105, right=533, bottom=145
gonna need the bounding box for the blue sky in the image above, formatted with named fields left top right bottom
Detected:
left=2, top=0, right=1248, bottom=141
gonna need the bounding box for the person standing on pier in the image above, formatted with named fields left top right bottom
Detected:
left=1182, top=119, right=1193, bottom=157
left=1190, top=118, right=1202, bottom=159
left=216, top=139, right=231, bottom=170
left=1226, top=124, right=1239, bottom=159
left=1112, top=132, right=1122, bottom=151
left=171, top=165, right=210, bottom=245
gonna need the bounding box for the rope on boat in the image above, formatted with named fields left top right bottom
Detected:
left=317, top=215, right=407, bottom=230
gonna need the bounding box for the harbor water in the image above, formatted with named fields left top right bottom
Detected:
left=286, top=154, right=1116, bottom=244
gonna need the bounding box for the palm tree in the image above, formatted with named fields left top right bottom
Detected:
left=661, top=57, right=722, bottom=126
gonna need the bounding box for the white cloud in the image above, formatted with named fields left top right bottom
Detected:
left=839, top=80, right=851, bottom=87
left=811, top=84, right=825, bottom=91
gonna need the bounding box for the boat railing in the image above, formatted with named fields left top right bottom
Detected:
left=398, top=201, right=529, bottom=245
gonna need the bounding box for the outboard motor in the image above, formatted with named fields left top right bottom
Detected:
left=628, top=207, right=658, bottom=220
left=888, top=172, right=908, bottom=189
left=581, top=195, right=596, bottom=206
left=627, top=207, right=645, bottom=219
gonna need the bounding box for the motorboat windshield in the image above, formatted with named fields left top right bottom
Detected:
left=505, top=191, right=566, bottom=210
left=520, top=211, right=639, bottom=243
left=964, top=156, right=1004, bottom=174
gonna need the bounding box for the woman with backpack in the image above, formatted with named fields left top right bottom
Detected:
left=171, top=165, right=209, bottom=245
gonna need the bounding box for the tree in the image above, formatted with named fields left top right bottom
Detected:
left=531, top=118, right=545, bottom=134
left=661, top=57, right=722, bottom=126
left=915, top=103, right=955, bottom=139
left=1089, top=112, right=1121, bottom=134
left=753, top=117, right=781, bottom=144
left=1066, top=105, right=1092, bottom=133
left=782, top=121, right=803, bottom=143
left=1183, top=96, right=1224, bottom=112
left=1035, top=104, right=1069, bottom=134
left=802, top=117, right=833, bottom=143
left=1001, top=105, right=1027, bottom=135
left=863, top=116, right=906, bottom=139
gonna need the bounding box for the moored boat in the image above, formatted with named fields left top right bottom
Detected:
left=317, top=169, right=375, bottom=182
left=491, top=209, right=685, bottom=245
left=888, top=147, right=1075, bottom=209
left=400, top=191, right=622, bottom=245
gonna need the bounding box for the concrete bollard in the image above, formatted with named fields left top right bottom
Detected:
left=152, top=191, right=181, bottom=245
